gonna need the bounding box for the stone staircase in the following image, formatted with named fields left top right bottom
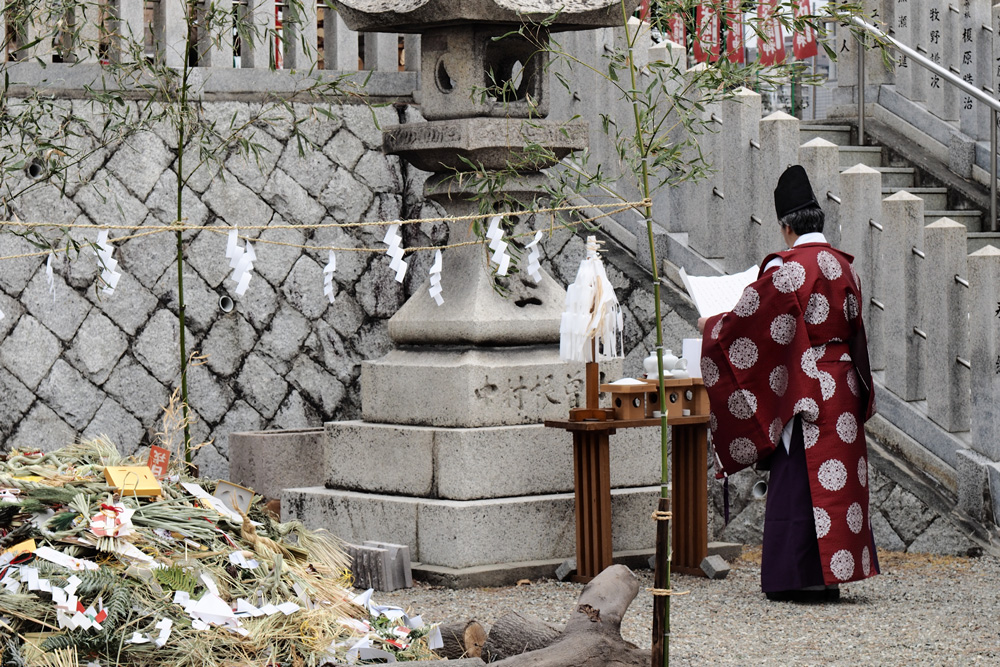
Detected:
left=800, top=124, right=987, bottom=245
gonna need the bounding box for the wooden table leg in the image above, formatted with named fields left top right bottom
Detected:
left=572, top=429, right=612, bottom=582
left=670, top=423, right=708, bottom=576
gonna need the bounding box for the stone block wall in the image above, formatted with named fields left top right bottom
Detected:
left=0, top=95, right=698, bottom=481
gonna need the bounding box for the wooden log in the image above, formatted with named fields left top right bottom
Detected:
left=438, top=620, right=488, bottom=660
left=491, top=565, right=650, bottom=667
left=481, top=612, right=562, bottom=662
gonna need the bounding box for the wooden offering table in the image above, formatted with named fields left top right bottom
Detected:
left=545, top=378, right=710, bottom=581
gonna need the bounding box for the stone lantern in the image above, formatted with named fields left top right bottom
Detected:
left=283, top=0, right=657, bottom=586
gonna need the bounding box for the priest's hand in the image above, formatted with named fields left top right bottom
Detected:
left=697, top=316, right=708, bottom=334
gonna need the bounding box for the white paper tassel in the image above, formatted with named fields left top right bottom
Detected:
left=559, top=236, right=624, bottom=363
left=428, top=249, right=444, bottom=306
left=46, top=252, right=56, bottom=301
left=524, top=231, right=543, bottom=283
left=95, top=230, right=121, bottom=295
left=323, top=250, right=337, bottom=304
left=225, top=228, right=256, bottom=297
left=382, top=223, right=408, bottom=283
left=485, top=216, right=511, bottom=276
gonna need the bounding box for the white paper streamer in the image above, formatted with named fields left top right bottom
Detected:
left=45, top=252, right=56, bottom=301
left=94, top=230, right=120, bottom=295
left=225, top=228, right=256, bottom=297
left=485, top=216, right=511, bottom=276
left=382, top=223, right=407, bottom=283
left=428, top=249, right=443, bottom=306
left=323, top=250, right=337, bottom=304
left=559, top=236, right=624, bottom=363
left=524, top=230, right=543, bottom=283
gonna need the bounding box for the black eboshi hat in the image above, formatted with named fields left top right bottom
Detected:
left=774, top=165, right=820, bottom=219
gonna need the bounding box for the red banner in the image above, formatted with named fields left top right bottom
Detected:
left=639, top=0, right=650, bottom=22
left=725, top=0, right=745, bottom=64
left=667, top=14, right=687, bottom=46
left=792, top=0, right=818, bottom=60
left=693, top=4, right=721, bottom=63
left=757, top=0, right=785, bottom=66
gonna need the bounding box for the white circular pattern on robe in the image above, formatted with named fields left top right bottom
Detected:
left=770, top=314, right=797, bottom=345
left=861, top=546, right=871, bottom=576
left=846, top=368, right=859, bottom=397
left=851, top=262, right=860, bottom=286
left=769, top=418, right=784, bottom=446
left=818, top=459, right=848, bottom=491
left=728, top=337, right=759, bottom=370
left=858, top=456, right=868, bottom=487
left=801, top=345, right=825, bottom=379
left=729, top=437, right=757, bottom=465
left=844, top=293, right=860, bottom=320
left=769, top=365, right=789, bottom=397
left=733, top=287, right=760, bottom=317
left=701, top=358, right=720, bottom=387
left=817, top=251, right=843, bottom=280
left=819, top=371, right=837, bottom=401
left=846, top=502, right=864, bottom=534
left=804, top=293, right=830, bottom=325
left=830, top=549, right=855, bottom=581
left=710, top=318, right=724, bottom=340
left=837, top=412, right=858, bottom=443
left=772, top=261, right=807, bottom=293
left=813, top=507, right=831, bottom=538
left=803, top=421, right=820, bottom=449
left=728, top=389, right=758, bottom=420
left=709, top=412, right=718, bottom=432
left=794, top=397, right=820, bottom=422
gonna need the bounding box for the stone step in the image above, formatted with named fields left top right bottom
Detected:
left=281, top=485, right=660, bottom=572
left=799, top=124, right=852, bottom=146
left=839, top=145, right=883, bottom=168
left=967, top=232, right=1000, bottom=254
left=883, top=187, right=948, bottom=210
left=925, top=210, right=983, bottom=233
left=876, top=166, right=917, bottom=188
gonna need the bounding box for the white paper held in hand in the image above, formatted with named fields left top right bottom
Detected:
left=678, top=265, right=758, bottom=318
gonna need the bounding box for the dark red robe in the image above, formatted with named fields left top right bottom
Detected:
left=701, top=243, right=878, bottom=586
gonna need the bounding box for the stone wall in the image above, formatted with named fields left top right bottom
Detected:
left=0, top=93, right=700, bottom=481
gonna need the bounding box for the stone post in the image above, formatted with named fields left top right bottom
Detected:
left=365, top=32, right=399, bottom=71
left=282, top=0, right=318, bottom=70
left=67, top=3, right=101, bottom=63
left=923, top=218, right=971, bottom=432
left=881, top=191, right=925, bottom=401
left=668, top=64, right=710, bottom=239
left=648, top=39, right=687, bottom=237
left=153, top=0, right=187, bottom=68
left=968, top=245, right=1000, bottom=460
left=17, top=4, right=53, bottom=62
left=111, top=0, right=145, bottom=65
left=403, top=35, right=421, bottom=72
left=199, top=0, right=235, bottom=68
left=798, top=138, right=841, bottom=249
left=961, top=0, right=991, bottom=140
left=893, top=0, right=925, bottom=102
left=325, top=9, right=359, bottom=70
left=836, top=0, right=895, bottom=107
left=721, top=88, right=762, bottom=275
left=689, top=100, right=723, bottom=260
left=239, top=0, right=276, bottom=69
left=749, top=112, right=799, bottom=262
left=839, top=165, right=884, bottom=370
left=926, top=2, right=958, bottom=121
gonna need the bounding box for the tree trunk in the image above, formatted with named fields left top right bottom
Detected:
left=481, top=612, right=562, bottom=662
left=489, top=565, right=651, bottom=667
left=438, top=620, right=488, bottom=660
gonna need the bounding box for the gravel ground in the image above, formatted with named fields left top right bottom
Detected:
left=374, top=548, right=1000, bottom=666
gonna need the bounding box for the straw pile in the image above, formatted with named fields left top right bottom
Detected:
left=0, top=437, right=441, bottom=666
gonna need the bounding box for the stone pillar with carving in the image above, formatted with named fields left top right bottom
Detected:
left=282, top=1, right=660, bottom=586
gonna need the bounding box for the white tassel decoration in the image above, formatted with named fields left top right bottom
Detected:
left=524, top=231, right=543, bottom=283
left=95, top=230, right=121, bottom=295
left=485, top=216, right=511, bottom=276
left=225, top=228, right=256, bottom=297
left=46, top=252, right=56, bottom=301
left=383, top=223, right=408, bottom=283
left=559, top=236, right=624, bottom=363
left=323, top=250, right=337, bottom=304
left=428, top=249, right=444, bottom=306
